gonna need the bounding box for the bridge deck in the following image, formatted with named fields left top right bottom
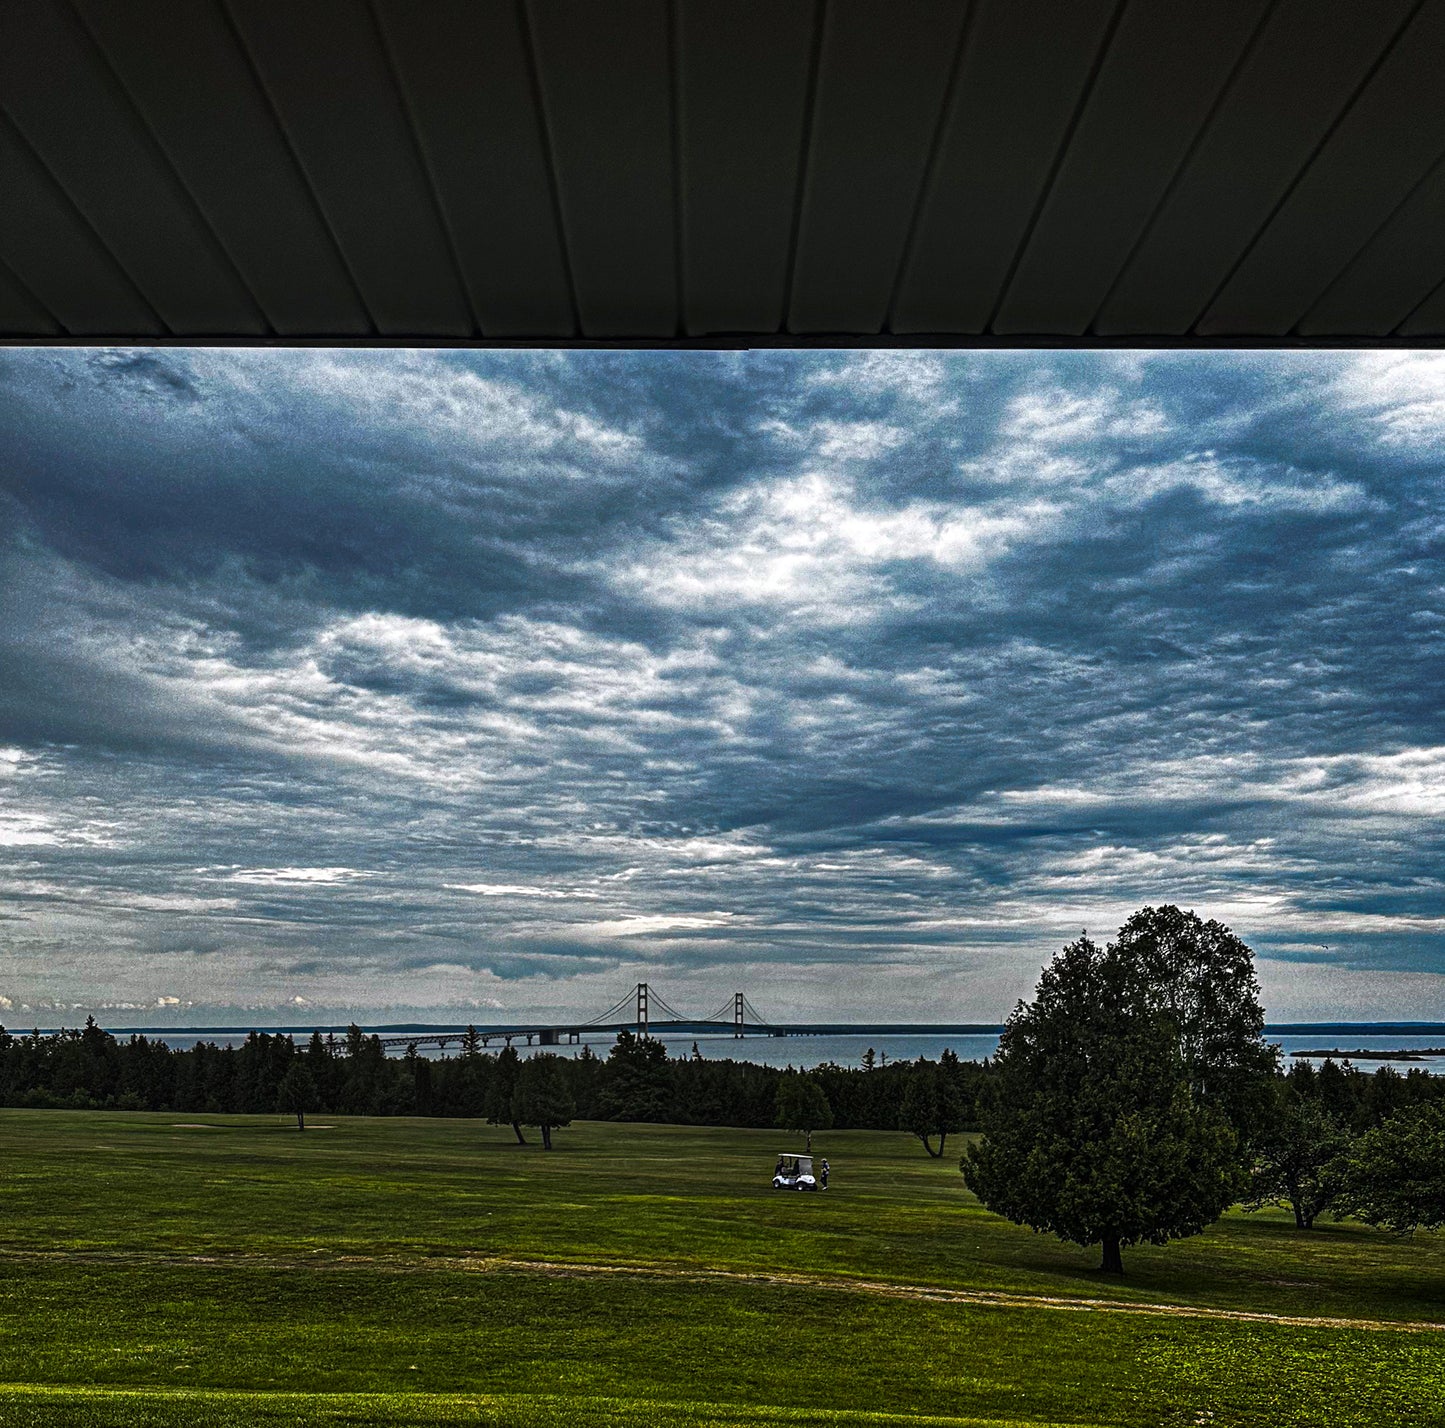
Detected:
left=375, top=1019, right=803, bottom=1050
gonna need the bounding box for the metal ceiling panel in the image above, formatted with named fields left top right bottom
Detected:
left=0, top=260, right=57, bottom=333
left=0, top=0, right=265, bottom=334
left=992, top=0, right=1272, bottom=336
left=2, top=0, right=1443, bottom=345
left=787, top=0, right=968, bottom=334
left=889, top=0, right=1119, bottom=336
left=1299, top=156, right=1445, bottom=336
left=72, top=0, right=370, bottom=336
left=526, top=0, right=677, bottom=338
left=1198, top=0, right=1445, bottom=335
left=1399, top=272, right=1445, bottom=338
left=1093, top=0, right=1419, bottom=337
left=375, top=0, right=576, bottom=338
left=0, top=111, right=164, bottom=335
left=676, top=0, right=816, bottom=336
left=226, top=0, right=474, bottom=335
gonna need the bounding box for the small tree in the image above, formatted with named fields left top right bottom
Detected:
left=486, top=1044, right=526, bottom=1143
left=513, top=1054, right=576, bottom=1151
left=775, top=1070, right=832, bottom=1152
left=275, top=1060, right=317, bottom=1131
left=899, top=1058, right=966, bottom=1158
left=1335, top=1102, right=1445, bottom=1234
left=1246, top=1094, right=1351, bottom=1229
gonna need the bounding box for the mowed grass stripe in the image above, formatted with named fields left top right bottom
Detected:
left=2, top=1244, right=1442, bottom=1333
left=0, top=1384, right=1078, bottom=1428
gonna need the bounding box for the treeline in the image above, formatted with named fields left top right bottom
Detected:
left=2, top=1018, right=1443, bottom=1153
left=0, top=1020, right=991, bottom=1140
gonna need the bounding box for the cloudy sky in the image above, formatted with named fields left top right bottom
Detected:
left=0, top=346, right=1442, bottom=1026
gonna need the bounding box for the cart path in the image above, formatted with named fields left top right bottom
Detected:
left=2, top=1245, right=1441, bottom=1333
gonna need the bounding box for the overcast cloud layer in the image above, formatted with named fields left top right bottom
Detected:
left=0, top=348, right=1442, bottom=1025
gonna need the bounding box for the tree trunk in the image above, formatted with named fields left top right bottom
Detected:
left=512, top=1121, right=527, bottom=1144
left=1293, top=1202, right=1306, bottom=1229
left=937, top=1132, right=946, bottom=1158
left=1100, top=1237, right=1124, bottom=1275
left=806, top=1129, right=812, bottom=1152
left=541, top=1124, right=553, bottom=1151
left=296, top=1109, right=305, bottom=1131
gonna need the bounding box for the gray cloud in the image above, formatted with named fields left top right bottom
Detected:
left=0, top=348, right=1442, bottom=1023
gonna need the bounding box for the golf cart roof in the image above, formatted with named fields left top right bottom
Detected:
left=778, top=1153, right=812, bottom=1167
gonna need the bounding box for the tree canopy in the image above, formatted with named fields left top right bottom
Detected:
left=596, top=1029, right=673, bottom=1122
left=964, top=908, right=1272, bottom=1274
left=1335, top=1101, right=1445, bottom=1234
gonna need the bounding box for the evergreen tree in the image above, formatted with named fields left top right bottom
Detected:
left=568, top=1044, right=604, bottom=1118
left=597, top=1030, right=672, bottom=1122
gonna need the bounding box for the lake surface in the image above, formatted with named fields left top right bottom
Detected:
left=89, top=1024, right=1445, bottom=1073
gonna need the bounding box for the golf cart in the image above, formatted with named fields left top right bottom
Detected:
left=772, top=1152, right=824, bottom=1191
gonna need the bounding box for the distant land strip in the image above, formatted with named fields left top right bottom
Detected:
left=1292, top=1047, right=1445, bottom=1061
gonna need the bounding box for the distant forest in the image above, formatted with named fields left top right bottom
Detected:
left=2, top=1019, right=1443, bottom=1143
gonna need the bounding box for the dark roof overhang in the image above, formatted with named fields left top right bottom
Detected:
left=4, top=0, right=1444, bottom=348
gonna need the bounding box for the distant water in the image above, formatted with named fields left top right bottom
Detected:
left=84, top=1023, right=1445, bottom=1073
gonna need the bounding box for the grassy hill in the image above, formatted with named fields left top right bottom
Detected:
left=1, top=1110, right=1442, bottom=1425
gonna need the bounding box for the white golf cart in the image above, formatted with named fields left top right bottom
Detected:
left=772, top=1152, right=823, bottom=1191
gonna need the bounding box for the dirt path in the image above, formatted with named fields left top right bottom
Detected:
left=2, top=1245, right=1440, bottom=1333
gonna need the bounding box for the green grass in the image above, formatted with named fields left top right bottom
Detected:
left=2, top=1110, right=1443, bottom=1426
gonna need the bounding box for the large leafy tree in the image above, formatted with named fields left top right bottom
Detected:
left=1112, top=905, right=1277, bottom=1139
left=964, top=909, right=1271, bottom=1274
left=1335, top=1102, right=1445, bottom=1234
